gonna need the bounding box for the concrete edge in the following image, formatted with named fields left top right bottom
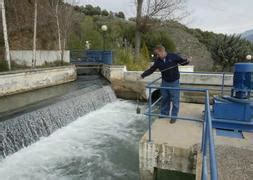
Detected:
left=0, top=65, right=75, bottom=76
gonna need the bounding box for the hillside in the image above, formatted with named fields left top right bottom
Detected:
left=242, top=29, right=253, bottom=42
left=67, top=15, right=214, bottom=71
left=3, top=0, right=58, bottom=50
left=0, top=2, right=228, bottom=71
left=166, top=22, right=213, bottom=71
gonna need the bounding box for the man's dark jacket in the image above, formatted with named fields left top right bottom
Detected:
left=141, top=53, right=189, bottom=82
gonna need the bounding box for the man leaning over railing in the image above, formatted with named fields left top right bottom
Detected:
left=139, top=45, right=191, bottom=123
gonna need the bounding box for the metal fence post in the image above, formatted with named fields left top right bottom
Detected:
left=206, top=91, right=218, bottom=180
left=202, top=94, right=208, bottom=180
left=221, top=73, right=225, bottom=96
left=148, top=87, right=152, bottom=142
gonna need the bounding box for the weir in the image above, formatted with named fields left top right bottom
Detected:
left=1, top=64, right=253, bottom=180
left=0, top=75, right=116, bottom=157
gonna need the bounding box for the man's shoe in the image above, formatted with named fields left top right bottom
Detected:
left=170, top=118, right=176, bottom=124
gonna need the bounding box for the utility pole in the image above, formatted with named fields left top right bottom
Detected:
left=1, top=0, right=11, bottom=70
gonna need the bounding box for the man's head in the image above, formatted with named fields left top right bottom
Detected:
left=154, top=45, right=167, bottom=59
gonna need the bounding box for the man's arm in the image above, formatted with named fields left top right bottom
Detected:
left=141, top=61, right=158, bottom=78
left=175, top=54, right=190, bottom=66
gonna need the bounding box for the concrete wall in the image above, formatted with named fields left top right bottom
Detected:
left=101, top=64, right=126, bottom=81
left=123, top=71, right=233, bottom=86
left=101, top=65, right=233, bottom=102
left=10, top=50, right=70, bottom=66
left=179, top=65, right=194, bottom=72
left=0, top=65, right=77, bottom=97
left=102, top=65, right=232, bottom=86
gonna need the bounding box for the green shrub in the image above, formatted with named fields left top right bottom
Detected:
left=143, top=30, right=176, bottom=53
left=114, top=47, right=150, bottom=71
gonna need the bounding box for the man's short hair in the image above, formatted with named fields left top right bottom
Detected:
left=154, top=45, right=165, bottom=52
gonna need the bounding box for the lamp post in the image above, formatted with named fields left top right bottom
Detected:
left=246, top=55, right=252, bottom=60
left=101, top=25, right=108, bottom=51
left=85, top=40, right=90, bottom=50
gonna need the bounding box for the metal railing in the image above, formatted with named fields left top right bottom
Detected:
left=144, top=75, right=219, bottom=180
left=181, top=71, right=230, bottom=96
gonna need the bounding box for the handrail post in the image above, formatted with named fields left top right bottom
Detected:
left=148, top=87, right=152, bottom=142
left=201, top=105, right=207, bottom=152
left=201, top=96, right=208, bottom=180
left=206, top=90, right=218, bottom=180
left=221, top=73, right=225, bottom=96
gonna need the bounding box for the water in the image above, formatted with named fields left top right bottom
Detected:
left=0, top=100, right=147, bottom=180
left=0, top=85, right=116, bottom=157
left=0, top=75, right=109, bottom=118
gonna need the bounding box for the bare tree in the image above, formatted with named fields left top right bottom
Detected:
left=59, top=2, right=76, bottom=65
left=49, top=0, right=76, bottom=65
left=134, top=0, right=144, bottom=58
left=134, top=0, right=187, bottom=58
left=32, top=0, right=38, bottom=68
left=1, top=0, right=11, bottom=70
left=49, top=0, right=62, bottom=60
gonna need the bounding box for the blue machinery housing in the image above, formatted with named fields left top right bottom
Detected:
left=70, top=50, right=113, bottom=65
left=144, top=63, right=253, bottom=180
left=212, top=63, right=253, bottom=131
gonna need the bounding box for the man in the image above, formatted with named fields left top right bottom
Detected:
left=140, top=45, right=190, bottom=123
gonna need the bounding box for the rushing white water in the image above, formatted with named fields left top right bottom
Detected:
left=0, top=100, right=147, bottom=180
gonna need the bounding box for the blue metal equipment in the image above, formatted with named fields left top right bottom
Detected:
left=212, top=63, right=253, bottom=132
left=70, top=50, right=113, bottom=65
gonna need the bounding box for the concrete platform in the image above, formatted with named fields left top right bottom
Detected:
left=139, top=103, right=253, bottom=180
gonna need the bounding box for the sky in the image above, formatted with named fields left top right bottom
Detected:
left=76, top=0, right=253, bottom=34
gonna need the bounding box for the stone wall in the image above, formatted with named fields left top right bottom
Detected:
left=0, top=65, right=77, bottom=97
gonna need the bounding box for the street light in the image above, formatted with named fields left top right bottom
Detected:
left=101, top=25, right=108, bottom=51
left=246, top=54, right=252, bottom=60
left=85, top=40, right=90, bottom=50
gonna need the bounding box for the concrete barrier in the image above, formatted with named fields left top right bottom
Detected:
left=101, top=65, right=233, bottom=102
left=0, top=65, right=77, bottom=97
left=101, top=64, right=126, bottom=81
left=10, top=50, right=70, bottom=66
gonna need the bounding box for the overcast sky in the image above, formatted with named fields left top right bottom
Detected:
left=77, top=0, right=253, bottom=34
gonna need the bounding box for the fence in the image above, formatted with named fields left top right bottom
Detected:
left=145, top=75, right=219, bottom=180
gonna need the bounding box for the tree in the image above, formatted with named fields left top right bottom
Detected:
left=101, top=9, right=109, bottom=16
left=68, top=16, right=103, bottom=50
left=82, top=4, right=101, bottom=16
left=143, top=30, right=176, bottom=53
left=1, top=0, right=11, bottom=70
left=32, top=0, right=38, bottom=68
left=115, top=11, right=125, bottom=19
left=134, top=0, right=187, bottom=58
left=211, top=34, right=253, bottom=71
left=49, top=1, right=76, bottom=64
left=49, top=0, right=62, bottom=61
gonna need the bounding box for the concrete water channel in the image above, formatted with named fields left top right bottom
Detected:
left=0, top=65, right=252, bottom=180
left=0, top=73, right=148, bottom=179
